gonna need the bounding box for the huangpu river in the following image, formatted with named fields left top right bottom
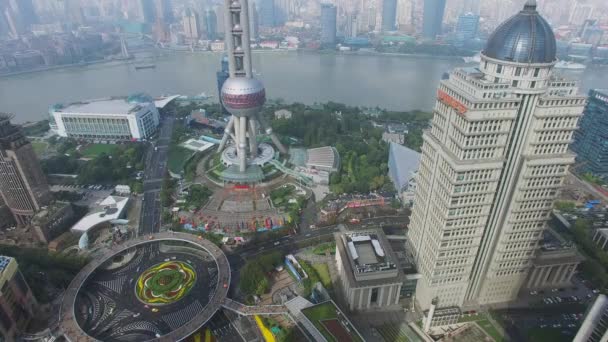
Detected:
left=1, top=50, right=607, bottom=123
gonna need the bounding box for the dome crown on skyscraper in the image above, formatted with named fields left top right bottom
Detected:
left=483, top=0, right=556, bottom=64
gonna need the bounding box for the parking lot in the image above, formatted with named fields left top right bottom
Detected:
left=50, top=184, right=115, bottom=206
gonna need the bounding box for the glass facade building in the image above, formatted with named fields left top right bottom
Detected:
left=381, top=0, right=397, bottom=32
left=572, top=89, right=608, bottom=178
left=455, top=13, right=479, bottom=43
left=320, top=4, right=337, bottom=46
left=422, top=0, right=446, bottom=39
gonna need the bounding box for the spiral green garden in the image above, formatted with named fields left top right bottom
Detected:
left=135, top=261, right=197, bottom=305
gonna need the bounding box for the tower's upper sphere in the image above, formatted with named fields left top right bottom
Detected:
left=483, top=0, right=556, bottom=64
left=221, top=77, right=266, bottom=117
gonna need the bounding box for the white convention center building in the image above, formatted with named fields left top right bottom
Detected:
left=49, top=94, right=160, bottom=141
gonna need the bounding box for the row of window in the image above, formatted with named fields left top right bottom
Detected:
left=487, top=61, right=544, bottom=79
left=500, top=250, right=534, bottom=261
left=511, top=211, right=549, bottom=222
left=506, top=231, right=541, bottom=242
left=535, top=130, right=573, bottom=143
left=539, top=116, right=578, bottom=129
left=533, top=143, right=569, bottom=155
left=528, top=164, right=566, bottom=177
left=446, top=216, right=482, bottom=228
left=524, top=177, right=562, bottom=188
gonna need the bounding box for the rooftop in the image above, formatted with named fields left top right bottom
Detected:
left=388, top=142, right=421, bottom=191
left=70, top=196, right=129, bottom=233
left=483, top=0, right=556, bottom=63
left=0, top=256, right=12, bottom=273
left=336, top=230, right=405, bottom=286
left=54, top=97, right=151, bottom=115
left=306, top=146, right=340, bottom=172
left=300, top=301, right=364, bottom=342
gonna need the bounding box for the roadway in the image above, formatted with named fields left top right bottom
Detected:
left=140, top=114, right=175, bottom=235
left=228, top=216, right=407, bottom=260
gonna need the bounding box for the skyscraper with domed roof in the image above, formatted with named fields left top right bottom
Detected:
left=407, top=0, right=586, bottom=310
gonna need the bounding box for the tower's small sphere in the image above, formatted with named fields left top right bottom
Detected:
left=221, top=77, right=266, bottom=117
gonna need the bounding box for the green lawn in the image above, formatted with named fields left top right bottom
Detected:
left=167, top=146, right=194, bottom=174
left=312, top=263, right=332, bottom=289
left=458, top=313, right=505, bottom=342
left=302, top=302, right=363, bottom=342
left=81, top=143, right=118, bottom=157
left=476, top=320, right=503, bottom=342
left=527, top=327, right=574, bottom=342
left=31, top=141, right=48, bottom=155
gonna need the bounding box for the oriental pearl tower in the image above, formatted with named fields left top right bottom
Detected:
left=218, top=0, right=286, bottom=174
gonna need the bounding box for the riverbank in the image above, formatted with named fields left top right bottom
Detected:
left=0, top=47, right=466, bottom=80
left=0, top=58, right=133, bottom=78
left=1, top=50, right=605, bottom=124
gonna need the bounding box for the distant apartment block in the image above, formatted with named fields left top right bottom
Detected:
left=382, top=132, right=404, bottom=144
left=0, top=256, right=38, bottom=339
left=0, top=114, right=52, bottom=226
left=49, top=94, right=160, bottom=141
left=572, top=89, right=608, bottom=178
left=574, top=294, right=608, bottom=342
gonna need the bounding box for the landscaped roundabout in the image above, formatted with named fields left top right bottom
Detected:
left=136, top=261, right=197, bottom=305
left=59, top=233, right=231, bottom=342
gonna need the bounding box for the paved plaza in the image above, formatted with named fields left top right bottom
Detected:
left=180, top=185, right=289, bottom=234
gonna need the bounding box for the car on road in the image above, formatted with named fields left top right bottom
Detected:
left=274, top=241, right=280, bottom=246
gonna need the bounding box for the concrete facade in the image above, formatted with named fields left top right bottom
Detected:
left=0, top=256, right=38, bottom=340
left=50, top=97, right=160, bottom=141
left=407, top=3, right=585, bottom=310
left=524, top=247, right=583, bottom=289
left=335, top=230, right=406, bottom=311
left=0, top=115, right=52, bottom=226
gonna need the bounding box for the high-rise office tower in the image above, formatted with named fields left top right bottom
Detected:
left=320, top=4, right=337, bottom=46
left=407, top=0, right=586, bottom=310
left=0, top=256, right=38, bottom=339
left=0, top=114, right=52, bottom=226
left=65, top=0, right=85, bottom=25
left=259, top=0, right=276, bottom=27
left=573, top=294, right=608, bottom=342
left=381, top=0, right=397, bottom=31
left=183, top=8, right=200, bottom=40
left=218, top=0, right=287, bottom=174
left=422, top=0, right=446, bottom=39
left=216, top=55, right=229, bottom=115
left=462, top=0, right=480, bottom=15
left=571, top=89, right=608, bottom=178
left=249, top=1, right=259, bottom=40
left=9, top=0, right=38, bottom=28
left=569, top=1, right=593, bottom=27
left=205, top=9, right=218, bottom=40
left=455, top=12, right=479, bottom=42
left=275, top=0, right=291, bottom=26
left=154, top=0, right=174, bottom=23
left=3, top=6, right=20, bottom=37
left=346, top=13, right=358, bottom=38
left=140, top=0, right=156, bottom=23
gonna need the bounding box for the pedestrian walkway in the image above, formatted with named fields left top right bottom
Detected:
left=221, top=298, right=289, bottom=316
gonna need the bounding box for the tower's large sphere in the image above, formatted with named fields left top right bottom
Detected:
left=221, top=77, right=266, bottom=117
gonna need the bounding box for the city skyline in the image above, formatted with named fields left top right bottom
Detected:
left=0, top=0, right=606, bottom=341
